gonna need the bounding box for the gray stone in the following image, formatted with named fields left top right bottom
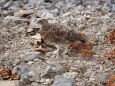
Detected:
left=50, top=9, right=59, bottom=16
left=51, top=75, right=75, bottom=86
left=0, top=0, right=10, bottom=7
left=27, top=71, right=35, bottom=78
left=3, top=0, right=13, bottom=9
left=29, top=19, right=42, bottom=31
left=20, top=73, right=29, bottom=81
left=12, top=66, right=29, bottom=81
left=81, top=0, right=101, bottom=6
left=73, top=0, right=82, bottom=5
left=98, top=73, right=108, bottom=84
left=110, top=0, right=115, bottom=4
left=2, top=11, right=14, bottom=16
left=23, top=0, right=29, bottom=4
left=55, top=1, right=65, bottom=9
left=23, top=52, right=41, bottom=61
left=78, top=24, right=86, bottom=30
left=101, top=3, right=112, bottom=14
left=112, top=4, right=115, bottom=11
left=42, top=64, right=65, bottom=78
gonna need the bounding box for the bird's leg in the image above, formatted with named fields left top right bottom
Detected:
left=43, top=42, right=57, bottom=49
left=53, top=45, right=60, bottom=55
left=44, top=44, right=60, bottom=58
left=63, top=45, right=69, bottom=55
left=58, top=44, right=69, bottom=55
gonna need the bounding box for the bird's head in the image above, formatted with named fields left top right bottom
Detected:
left=37, top=19, right=49, bottom=33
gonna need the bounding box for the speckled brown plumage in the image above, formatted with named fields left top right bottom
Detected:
left=37, top=19, right=88, bottom=45
left=35, top=19, right=90, bottom=56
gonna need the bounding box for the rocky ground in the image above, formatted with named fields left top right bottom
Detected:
left=0, top=0, right=115, bottom=86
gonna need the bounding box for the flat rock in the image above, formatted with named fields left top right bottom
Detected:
left=22, top=52, right=41, bottom=61
left=42, top=64, right=65, bottom=78
left=14, top=10, right=34, bottom=17
left=51, top=75, right=75, bottom=86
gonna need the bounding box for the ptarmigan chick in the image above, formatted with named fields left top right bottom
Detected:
left=36, top=19, right=88, bottom=56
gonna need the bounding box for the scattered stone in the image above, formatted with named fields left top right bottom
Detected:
left=14, top=10, right=34, bottom=18
left=1, top=0, right=13, bottom=10
left=12, top=66, right=29, bottom=81
left=22, top=52, right=41, bottom=62
left=27, top=71, right=35, bottom=78
left=51, top=75, right=75, bottom=86
left=74, top=0, right=82, bottom=5
left=63, top=72, right=78, bottom=79
left=41, top=11, right=54, bottom=19
left=31, top=33, right=41, bottom=41
left=42, top=64, right=65, bottom=78
left=1, top=11, right=14, bottom=16
left=98, top=73, right=108, bottom=84
left=28, top=18, right=42, bottom=32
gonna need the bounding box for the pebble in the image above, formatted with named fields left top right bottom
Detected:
left=27, top=61, right=33, bottom=65
left=101, top=24, right=109, bottom=33
left=27, top=71, right=35, bottom=78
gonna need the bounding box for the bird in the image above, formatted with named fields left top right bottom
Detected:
left=34, top=19, right=88, bottom=56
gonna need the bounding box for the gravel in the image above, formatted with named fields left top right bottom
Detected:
left=0, top=0, right=115, bottom=86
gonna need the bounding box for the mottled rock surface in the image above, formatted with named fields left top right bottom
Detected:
left=0, top=0, right=115, bottom=86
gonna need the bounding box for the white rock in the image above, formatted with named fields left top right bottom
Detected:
left=22, top=52, right=41, bottom=61
left=63, top=72, right=78, bottom=79
left=41, top=12, right=54, bottom=19
left=29, top=18, right=42, bottom=29
left=27, top=71, right=35, bottom=77
left=14, top=10, right=34, bottom=17
left=31, top=33, right=41, bottom=42
left=101, top=24, right=109, bottom=33
left=27, top=61, right=33, bottom=65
